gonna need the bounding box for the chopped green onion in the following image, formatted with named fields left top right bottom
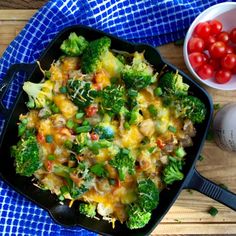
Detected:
left=198, top=155, right=204, bottom=161
left=148, top=147, right=156, bottom=153
left=48, top=154, right=55, bottom=160
left=148, top=104, right=157, bottom=117
left=66, top=119, right=74, bottom=129
left=58, top=195, right=65, bottom=201
left=75, top=125, right=91, bottom=133
left=154, top=87, right=163, bottom=96
left=75, top=112, right=84, bottom=119
left=59, top=86, right=67, bottom=94
left=45, top=135, right=53, bottom=143
left=45, top=70, right=51, bottom=79
left=208, top=207, right=218, bottom=216
left=213, top=103, right=221, bottom=111
left=175, top=147, right=186, bottom=158
left=60, top=185, right=69, bottom=195
left=50, top=103, right=60, bottom=113
left=82, top=120, right=90, bottom=126
left=168, top=125, right=176, bottom=133
left=21, top=118, right=28, bottom=125
left=124, top=121, right=130, bottom=130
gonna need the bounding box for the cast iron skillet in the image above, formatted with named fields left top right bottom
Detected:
left=0, top=25, right=235, bottom=236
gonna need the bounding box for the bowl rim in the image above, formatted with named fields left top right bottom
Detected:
left=183, top=1, right=236, bottom=91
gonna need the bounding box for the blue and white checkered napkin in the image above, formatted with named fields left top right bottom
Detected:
left=0, top=0, right=226, bottom=235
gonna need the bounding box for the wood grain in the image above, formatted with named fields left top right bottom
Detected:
left=0, top=0, right=47, bottom=9
left=0, top=9, right=236, bottom=235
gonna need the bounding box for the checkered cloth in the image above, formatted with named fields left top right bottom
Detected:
left=0, top=0, right=226, bottom=235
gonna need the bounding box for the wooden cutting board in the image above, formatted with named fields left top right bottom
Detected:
left=0, top=9, right=236, bottom=236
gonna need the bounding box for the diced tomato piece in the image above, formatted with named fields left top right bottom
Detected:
left=85, top=105, right=98, bottom=117
left=156, top=138, right=165, bottom=149
left=90, top=132, right=99, bottom=140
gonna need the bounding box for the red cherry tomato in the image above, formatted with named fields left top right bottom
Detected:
left=231, top=66, right=236, bottom=74
left=197, top=64, right=214, bottom=80
left=189, top=52, right=205, bottom=69
left=188, top=37, right=205, bottom=53
left=221, top=53, right=236, bottom=70
left=208, top=58, right=220, bottom=69
left=215, top=69, right=232, bottom=84
left=205, top=35, right=216, bottom=48
left=90, top=132, right=99, bottom=141
left=209, top=41, right=226, bottom=58
left=194, top=22, right=211, bottom=39
left=217, top=31, right=230, bottom=43
left=209, top=19, right=222, bottom=35
left=230, top=28, right=236, bottom=43
left=85, top=105, right=98, bottom=117
left=226, top=45, right=234, bottom=54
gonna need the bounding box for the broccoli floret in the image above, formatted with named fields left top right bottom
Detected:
left=109, top=148, right=135, bottom=181
left=60, top=33, right=88, bottom=56
left=67, top=79, right=97, bottom=109
left=81, top=36, right=124, bottom=77
left=162, top=159, right=184, bottom=185
left=121, top=52, right=156, bottom=90
left=126, top=204, right=151, bottom=229
left=23, top=80, right=54, bottom=109
left=137, top=179, right=159, bottom=212
left=171, top=95, right=206, bottom=124
left=98, top=85, right=125, bottom=116
left=79, top=203, right=96, bottom=218
left=158, top=72, right=189, bottom=95
left=11, top=135, right=41, bottom=177
left=182, top=96, right=207, bottom=123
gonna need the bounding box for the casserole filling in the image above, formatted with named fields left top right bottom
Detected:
left=11, top=33, right=206, bottom=229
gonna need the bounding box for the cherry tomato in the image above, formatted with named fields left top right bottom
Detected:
left=90, top=132, right=99, bottom=141
left=209, top=41, right=226, bottom=58
left=215, top=69, right=232, bottom=84
left=205, top=35, right=216, bottom=48
left=85, top=105, right=98, bottom=117
left=217, top=31, right=230, bottom=43
left=230, top=28, right=236, bottom=43
left=194, top=22, right=211, bottom=39
left=209, top=19, right=222, bottom=35
left=221, top=53, right=236, bottom=70
left=188, top=37, right=205, bottom=53
left=226, top=45, right=234, bottom=54
left=208, top=58, right=220, bottom=69
left=189, top=52, right=205, bottom=69
left=197, top=64, right=214, bottom=80
left=231, top=66, right=236, bottom=74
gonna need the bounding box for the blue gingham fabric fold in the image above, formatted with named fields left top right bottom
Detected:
left=0, top=0, right=226, bottom=235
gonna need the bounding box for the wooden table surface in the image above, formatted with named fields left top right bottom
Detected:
left=0, top=1, right=236, bottom=235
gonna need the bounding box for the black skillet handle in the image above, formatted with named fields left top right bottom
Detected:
left=0, top=63, right=34, bottom=115
left=184, top=168, right=236, bottom=211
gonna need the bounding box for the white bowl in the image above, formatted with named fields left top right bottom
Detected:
left=183, top=2, right=236, bottom=90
